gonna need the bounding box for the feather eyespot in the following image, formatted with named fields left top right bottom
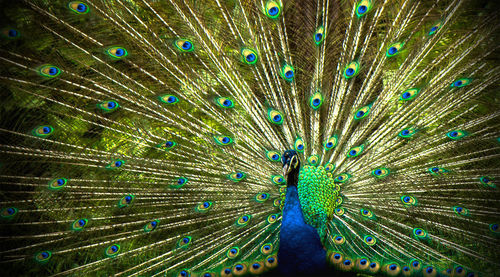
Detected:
left=105, top=244, right=120, bottom=257
left=280, top=64, right=295, bottom=81
left=236, top=214, right=251, bottom=227
left=334, top=173, right=351, bottom=183
left=71, top=218, right=88, bottom=231
left=241, top=48, right=258, bottom=65
left=413, top=228, right=429, bottom=240
left=307, top=155, right=319, bottom=165
left=451, top=78, right=471, bottom=88
left=356, top=0, right=372, bottom=17
left=68, top=2, right=89, bottom=14
left=32, top=125, right=54, bottom=137
left=363, top=235, right=376, bottom=246
left=196, top=201, right=213, bottom=212
left=401, top=195, right=417, bottom=207
left=2, top=28, right=20, bottom=39
left=35, top=251, right=52, bottom=263
left=215, top=97, right=234, bottom=108
left=118, top=194, right=134, bottom=208
left=400, top=88, right=419, bottom=101
left=227, top=247, right=240, bottom=259
left=371, top=167, right=390, bottom=178
left=428, top=167, right=448, bottom=176
left=174, top=39, right=194, bottom=52
left=0, top=207, right=18, bottom=219
left=398, top=128, right=416, bottom=138
left=271, top=175, right=285, bottom=185
left=324, top=136, right=338, bottom=150
left=177, top=236, right=192, bottom=249
left=267, top=109, right=284, bottom=125
left=480, top=176, right=496, bottom=188
left=106, top=46, right=128, bottom=59
left=324, top=163, right=335, bottom=172
left=255, top=193, right=269, bottom=202
left=159, top=94, right=179, bottom=105
left=347, top=144, right=365, bottom=158
left=386, top=42, right=404, bottom=57
left=228, top=172, right=246, bottom=182
left=360, top=208, right=375, bottom=219
left=453, top=206, right=469, bottom=216
left=106, top=159, right=124, bottom=170
left=143, top=220, right=159, bottom=232
left=267, top=214, right=278, bottom=224
left=157, top=140, right=176, bottom=151
left=294, top=137, right=305, bottom=152
left=314, top=26, right=325, bottom=45
left=38, top=65, right=61, bottom=78
left=446, top=130, right=467, bottom=140
left=264, top=0, right=281, bottom=18
left=310, top=90, right=324, bottom=109
left=266, top=151, right=281, bottom=162
left=97, top=100, right=119, bottom=112
left=214, top=135, right=234, bottom=146
left=428, top=22, right=442, bottom=35
left=343, top=61, right=360, bottom=79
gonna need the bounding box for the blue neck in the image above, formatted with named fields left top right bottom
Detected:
left=278, top=185, right=327, bottom=276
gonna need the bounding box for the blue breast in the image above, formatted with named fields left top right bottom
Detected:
left=278, top=185, right=327, bottom=275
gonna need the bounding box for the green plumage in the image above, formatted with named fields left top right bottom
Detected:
left=0, top=0, right=498, bottom=276
left=298, top=165, right=340, bottom=241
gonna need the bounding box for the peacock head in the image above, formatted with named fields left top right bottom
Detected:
left=282, top=150, right=300, bottom=185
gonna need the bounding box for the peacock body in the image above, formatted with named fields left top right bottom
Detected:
left=0, top=0, right=499, bottom=276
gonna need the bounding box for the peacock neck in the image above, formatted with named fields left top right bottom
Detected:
left=277, top=168, right=327, bottom=276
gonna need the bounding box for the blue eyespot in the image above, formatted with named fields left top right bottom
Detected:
left=456, top=267, right=463, bottom=273
left=356, top=111, right=364, bottom=117
left=402, top=130, right=409, bottom=135
left=358, top=5, right=367, bottom=14
left=178, top=178, right=186, bottom=185
left=402, top=92, right=411, bottom=99
left=8, top=29, right=18, bottom=37
left=183, top=238, right=189, bottom=243
left=313, top=98, right=321, bottom=106
left=273, top=114, right=282, bottom=122
left=222, top=137, right=230, bottom=143
left=242, top=216, right=248, bottom=222
left=223, top=100, right=232, bottom=107
left=349, top=150, right=357, bottom=156
left=389, top=265, right=397, bottom=270
left=403, top=266, right=409, bottom=272
left=272, top=154, right=278, bottom=160
left=388, top=47, right=397, bottom=55
left=360, top=259, right=367, bottom=265
left=269, top=7, right=278, bottom=16
left=285, top=70, right=294, bottom=79
left=345, top=68, right=355, bottom=76
left=430, top=26, right=437, bottom=32
left=426, top=266, right=434, bottom=274
left=252, top=263, right=260, bottom=269
left=235, top=265, right=243, bottom=271
left=315, top=33, right=323, bottom=42
left=370, top=262, right=377, bottom=268
left=167, top=96, right=177, bottom=103
left=246, top=53, right=256, bottom=62
left=182, top=41, right=192, bottom=50
left=224, top=269, right=231, bottom=274
left=344, top=260, right=351, bottom=266
left=412, top=261, right=419, bottom=267
left=107, top=102, right=116, bottom=109
left=432, top=167, right=439, bottom=172
left=268, top=257, right=275, bottom=263
left=334, top=254, right=341, bottom=259
left=374, top=169, right=381, bottom=175
left=115, top=161, right=122, bottom=167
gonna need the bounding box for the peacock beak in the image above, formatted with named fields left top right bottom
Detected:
left=283, top=163, right=289, bottom=177
left=283, top=155, right=297, bottom=177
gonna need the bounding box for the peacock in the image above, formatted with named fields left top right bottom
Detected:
left=0, top=0, right=499, bottom=276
